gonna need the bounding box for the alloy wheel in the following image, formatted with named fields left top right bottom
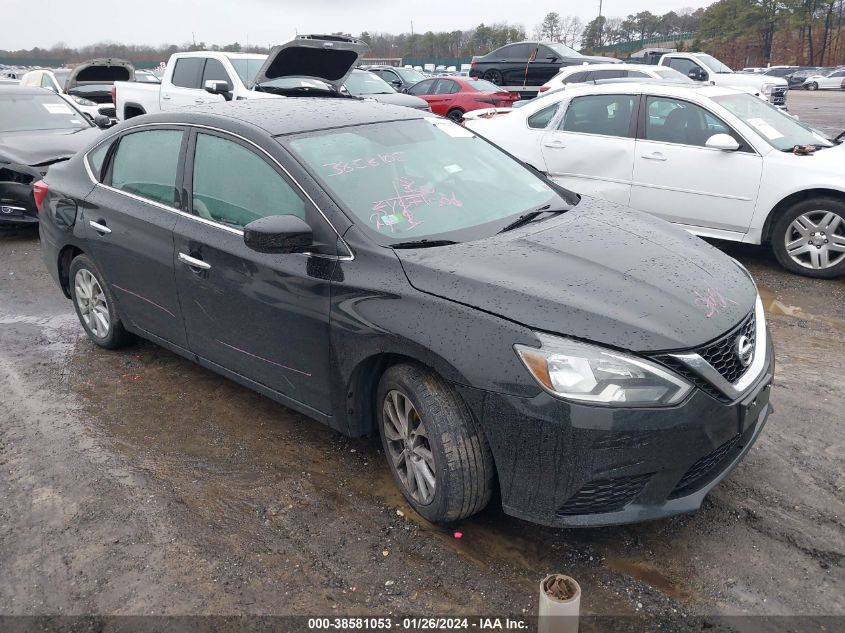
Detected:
left=484, top=69, right=503, bottom=86
left=784, top=210, right=845, bottom=270
left=74, top=268, right=111, bottom=338
left=382, top=389, right=436, bottom=504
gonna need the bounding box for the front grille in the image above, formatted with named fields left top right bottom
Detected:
left=98, top=106, right=116, bottom=118
left=769, top=86, right=788, bottom=106
left=557, top=473, right=652, bottom=516
left=669, top=434, right=741, bottom=498
left=657, top=357, right=729, bottom=402
left=699, top=311, right=756, bottom=384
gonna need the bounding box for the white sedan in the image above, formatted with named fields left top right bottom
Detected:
left=464, top=83, right=845, bottom=278
left=802, top=68, right=845, bottom=90
left=538, top=63, right=692, bottom=95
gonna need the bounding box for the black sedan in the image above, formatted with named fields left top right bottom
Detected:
left=1, top=85, right=106, bottom=228
left=38, top=99, right=773, bottom=527
left=470, top=41, right=617, bottom=86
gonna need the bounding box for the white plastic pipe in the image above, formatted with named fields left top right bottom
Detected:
left=538, top=574, right=581, bottom=633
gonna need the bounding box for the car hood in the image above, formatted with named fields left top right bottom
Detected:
left=250, top=34, right=369, bottom=91
left=0, top=127, right=102, bottom=166
left=395, top=199, right=756, bottom=352
left=717, top=72, right=788, bottom=89
left=360, top=92, right=430, bottom=109
left=65, top=58, right=134, bottom=90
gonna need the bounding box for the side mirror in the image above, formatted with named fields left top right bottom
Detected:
left=204, top=79, right=232, bottom=101
left=390, top=79, right=402, bottom=89
left=688, top=68, right=707, bottom=82
left=244, top=215, right=313, bottom=254
left=705, top=133, right=740, bottom=151
left=93, top=114, right=112, bottom=129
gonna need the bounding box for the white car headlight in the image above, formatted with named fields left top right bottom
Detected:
left=515, top=335, right=692, bottom=406
left=71, top=95, right=97, bottom=106
left=761, top=83, right=775, bottom=94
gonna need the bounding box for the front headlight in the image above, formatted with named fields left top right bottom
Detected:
left=515, top=335, right=692, bottom=406
left=761, top=83, right=775, bottom=95
left=71, top=95, right=97, bottom=106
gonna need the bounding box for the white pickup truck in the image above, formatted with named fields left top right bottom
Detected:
left=656, top=52, right=789, bottom=108
left=113, top=35, right=368, bottom=120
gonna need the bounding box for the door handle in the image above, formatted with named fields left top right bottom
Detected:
left=642, top=152, right=667, bottom=161
left=161, top=94, right=171, bottom=100
left=89, top=220, right=111, bottom=235
left=543, top=140, right=566, bottom=149
left=178, top=252, right=211, bottom=271
left=194, top=98, right=204, bottom=104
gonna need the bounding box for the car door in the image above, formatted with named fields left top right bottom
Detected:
left=666, top=57, right=708, bottom=82
left=501, top=43, right=531, bottom=85
left=161, top=57, right=205, bottom=110
left=173, top=129, right=339, bottom=414
left=83, top=127, right=189, bottom=347
left=407, top=78, right=438, bottom=106
left=424, top=79, right=458, bottom=115
left=197, top=58, right=232, bottom=103
left=533, top=46, right=560, bottom=84
left=629, top=95, right=763, bottom=234
left=539, top=93, right=638, bottom=205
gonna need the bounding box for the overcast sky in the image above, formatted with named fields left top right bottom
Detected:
left=4, top=0, right=713, bottom=50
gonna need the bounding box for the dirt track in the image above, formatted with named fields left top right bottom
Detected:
left=0, top=93, right=843, bottom=628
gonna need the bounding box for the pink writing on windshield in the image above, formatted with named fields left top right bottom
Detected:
left=323, top=152, right=405, bottom=177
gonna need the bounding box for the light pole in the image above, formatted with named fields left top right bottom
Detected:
left=598, top=0, right=603, bottom=48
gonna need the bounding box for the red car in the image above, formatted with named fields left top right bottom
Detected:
left=407, top=77, right=519, bottom=121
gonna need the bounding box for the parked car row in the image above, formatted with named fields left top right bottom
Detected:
left=6, top=33, right=844, bottom=531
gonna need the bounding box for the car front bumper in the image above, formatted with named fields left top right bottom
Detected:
left=464, top=337, right=774, bottom=528
left=0, top=180, right=38, bottom=227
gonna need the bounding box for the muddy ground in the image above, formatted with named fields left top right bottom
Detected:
left=0, top=93, right=843, bottom=629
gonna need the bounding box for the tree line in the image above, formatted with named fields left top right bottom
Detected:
left=2, top=2, right=844, bottom=69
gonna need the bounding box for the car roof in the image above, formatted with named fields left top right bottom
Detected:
left=556, top=63, right=660, bottom=74
left=0, top=84, right=56, bottom=95
left=133, top=97, right=426, bottom=137
left=552, top=81, right=743, bottom=100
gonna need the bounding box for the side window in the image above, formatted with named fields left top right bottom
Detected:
left=201, top=58, right=232, bottom=90
left=40, top=74, right=56, bottom=90
left=644, top=96, right=734, bottom=147
left=433, top=80, right=457, bottom=95
left=593, top=69, right=626, bottom=80
left=832, top=70, right=845, bottom=77
left=88, top=141, right=114, bottom=181
left=495, top=45, right=515, bottom=59
left=667, top=58, right=701, bottom=78
left=627, top=70, right=649, bottom=78
left=191, top=133, right=306, bottom=229
left=560, top=94, right=636, bottom=138
left=408, top=79, right=435, bottom=95
left=507, top=44, right=531, bottom=60
left=527, top=103, right=560, bottom=129
left=110, top=130, right=184, bottom=206
left=538, top=46, right=556, bottom=61
left=562, top=71, right=588, bottom=84
left=171, top=58, right=204, bottom=89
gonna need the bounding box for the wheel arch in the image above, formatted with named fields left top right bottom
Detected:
left=123, top=102, right=147, bottom=119
left=57, top=244, right=85, bottom=299
left=763, top=188, right=845, bottom=243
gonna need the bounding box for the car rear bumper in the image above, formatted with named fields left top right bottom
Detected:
left=468, top=338, right=774, bottom=528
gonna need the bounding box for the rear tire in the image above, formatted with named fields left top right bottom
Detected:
left=69, top=254, right=135, bottom=348
left=377, top=363, right=494, bottom=523
left=806, top=82, right=818, bottom=90
left=446, top=108, right=464, bottom=123
left=771, top=197, right=845, bottom=278
left=483, top=69, right=504, bottom=86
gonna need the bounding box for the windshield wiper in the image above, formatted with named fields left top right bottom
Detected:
left=497, top=204, right=568, bottom=233
left=390, top=239, right=458, bottom=249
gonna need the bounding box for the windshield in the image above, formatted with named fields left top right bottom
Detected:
left=546, top=42, right=581, bottom=58
left=345, top=71, right=395, bottom=96
left=712, top=93, right=831, bottom=150
left=396, top=68, right=425, bottom=83
left=286, top=118, right=571, bottom=245
left=53, top=70, right=70, bottom=90
left=696, top=54, right=733, bottom=73
left=0, top=93, right=90, bottom=133
left=229, top=56, right=267, bottom=85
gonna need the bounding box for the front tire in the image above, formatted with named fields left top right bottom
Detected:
left=69, top=254, right=135, bottom=348
left=806, top=82, right=818, bottom=90
left=771, top=198, right=845, bottom=278
left=377, top=364, right=494, bottom=523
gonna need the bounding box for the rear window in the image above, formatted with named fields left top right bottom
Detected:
left=171, top=58, right=203, bottom=88
left=465, top=79, right=500, bottom=92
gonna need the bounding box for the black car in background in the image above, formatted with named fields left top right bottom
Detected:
left=38, top=99, right=772, bottom=528
left=366, top=65, right=427, bottom=92
left=0, top=85, right=106, bottom=228
left=470, top=41, right=618, bottom=86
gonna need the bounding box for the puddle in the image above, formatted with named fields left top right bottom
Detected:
left=758, top=286, right=845, bottom=332
left=607, top=558, right=692, bottom=600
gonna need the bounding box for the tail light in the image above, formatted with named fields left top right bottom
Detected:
left=539, top=86, right=550, bottom=92
left=111, top=85, right=116, bottom=104
left=33, top=180, right=48, bottom=213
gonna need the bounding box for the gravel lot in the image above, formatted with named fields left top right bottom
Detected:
left=0, top=91, right=843, bottom=629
